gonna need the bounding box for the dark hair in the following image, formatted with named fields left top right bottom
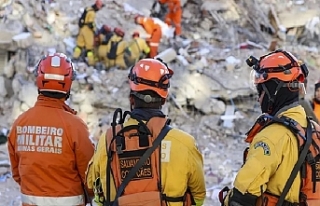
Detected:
left=40, top=91, right=69, bottom=99
left=131, top=90, right=164, bottom=109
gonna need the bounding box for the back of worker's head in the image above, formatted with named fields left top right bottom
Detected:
left=93, top=0, right=104, bottom=10
left=113, top=27, right=125, bottom=38
left=247, top=49, right=308, bottom=115
left=34, top=53, right=76, bottom=100
left=128, top=58, right=174, bottom=109
left=132, top=31, right=140, bottom=38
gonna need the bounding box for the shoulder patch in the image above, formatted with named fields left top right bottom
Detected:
left=161, top=140, right=171, bottom=162
left=254, top=141, right=271, bottom=156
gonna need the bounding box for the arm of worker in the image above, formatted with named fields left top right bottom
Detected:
left=7, top=125, right=20, bottom=185
left=225, top=135, right=282, bottom=206
left=86, top=131, right=117, bottom=205
left=141, top=40, right=151, bottom=55
left=74, top=120, right=94, bottom=193
left=187, top=139, right=206, bottom=206
left=86, top=133, right=104, bottom=191
left=86, top=10, right=96, bottom=29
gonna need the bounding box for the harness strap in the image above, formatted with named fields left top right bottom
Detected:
left=275, top=117, right=313, bottom=206
left=110, top=124, right=172, bottom=206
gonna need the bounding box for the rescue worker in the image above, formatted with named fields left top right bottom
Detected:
left=104, top=27, right=128, bottom=69
left=8, top=53, right=94, bottom=206
left=86, top=58, right=206, bottom=206
left=299, top=79, right=318, bottom=122
left=224, top=50, right=310, bottom=206
left=134, top=15, right=162, bottom=58
left=312, top=80, right=320, bottom=121
left=123, top=31, right=150, bottom=67
left=73, top=0, right=104, bottom=66
left=159, top=0, right=182, bottom=37
left=97, top=24, right=113, bottom=62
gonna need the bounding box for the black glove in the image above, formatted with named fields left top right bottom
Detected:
left=228, top=188, right=258, bottom=206
left=88, top=22, right=95, bottom=29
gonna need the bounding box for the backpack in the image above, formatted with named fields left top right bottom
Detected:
left=104, top=108, right=196, bottom=206
left=107, top=41, right=120, bottom=60
left=244, top=114, right=320, bottom=206
left=78, top=7, right=93, bottom=28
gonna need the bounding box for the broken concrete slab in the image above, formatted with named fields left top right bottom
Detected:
left=221, top=105, right=235, bottom=128
left=155, top=48, right=177, bottom=63
left=12, top=32, right=34, bottom=49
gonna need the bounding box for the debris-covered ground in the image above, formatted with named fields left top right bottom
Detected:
left=1, top=0, right=320, bottom=205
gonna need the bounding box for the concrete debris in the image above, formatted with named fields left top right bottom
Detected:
left=0, top=0, right=320, bottom=205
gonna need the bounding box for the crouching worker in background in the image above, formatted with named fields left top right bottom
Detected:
left=8, top=53, right=94, bottom=206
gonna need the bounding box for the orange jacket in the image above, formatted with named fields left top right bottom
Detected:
left=7, top=95, right=94, bottom=206
left=138, top=17, right=161, bottom=35
left=159, top=0, right=181, bottom=10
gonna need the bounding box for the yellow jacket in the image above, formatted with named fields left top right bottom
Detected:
left=84, top=7, right=96, bottom=26
left=127, top=37, right=150, bottom=61
left=86, top=118, right=206, bottom=206
left=233, top=105, right=307, bottom=203
left=104, top=34, right=128, bottom=69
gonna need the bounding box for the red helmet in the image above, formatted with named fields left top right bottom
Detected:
left=34, top=53, right=76, bottom=94
left=102, top=24, right=112, bottom=33
left=113, top=27, right=125, bottom=37
left=132, top=31, right=140, bottom=38
left=128, top=58, right=173, bottom=99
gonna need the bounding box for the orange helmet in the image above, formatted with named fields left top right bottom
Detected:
left=113, top=27, right=125, bottom=37
left=132, top=31, right=140, bottom=38
left=34, top=53, right=76, bottom=94
left=128, top=58, right=174, bottom=99
left=248, top=49, right=308, bottom=86
left=95, top=0, right=104, bottom=9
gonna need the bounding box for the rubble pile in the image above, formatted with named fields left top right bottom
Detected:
left=0, top=0, right=320, bottom=205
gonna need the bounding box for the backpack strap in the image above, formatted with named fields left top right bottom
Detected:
left=275, top=117, right=313, bottom=206
left=111, top=124, right=172, bottom=206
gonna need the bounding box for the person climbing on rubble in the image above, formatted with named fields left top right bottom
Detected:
left=299, top=79, right=318, bottom=122
left=7, top=53, right=94, bottom=206
left=103, top=27, right=128, bottom=69
left=311, top=80, right=320, bottom=122
left=134, top=15, right=162, bottom=58
left=86, top=58, right=206, bottom=206
left=158, top=0, right=182, bottom=37
left=123, top=31, right=150, bottom=67
left=221, top=49, right=320, bottom=206
left=73, top=0, right=104, bottom=66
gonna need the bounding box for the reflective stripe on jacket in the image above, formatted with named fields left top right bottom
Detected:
left=22, top=194, right=84, bottom=206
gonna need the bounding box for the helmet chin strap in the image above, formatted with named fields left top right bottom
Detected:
left=261, top=81, right=284, bottom=114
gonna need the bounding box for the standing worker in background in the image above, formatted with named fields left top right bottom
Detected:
left=134, top=15, right=162, bottom=58
left=124, top=31, right=150, bottom=67
left=8, top=53, right=94, bottom=206
left=73, top=0, right=104, bottom=66
left=86, top=58, right=206, bottom=206
left=158, top=0, right=182, bottom=37
left=299, top=79, right=318, bottom=122
left=311, top=80, right=320, bottom=122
